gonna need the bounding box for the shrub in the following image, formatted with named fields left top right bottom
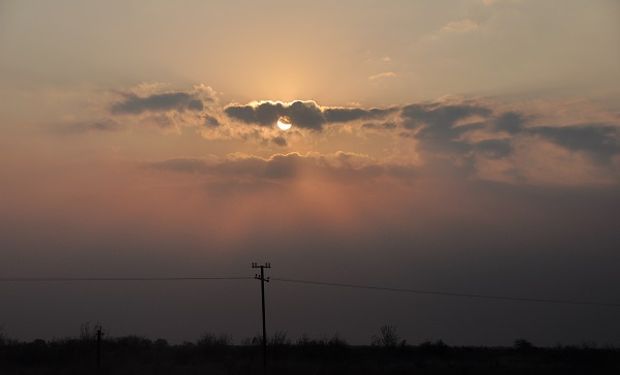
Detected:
left=371, top=325, right=400, bottom=347
left=514, top=338, right=535, bottom=351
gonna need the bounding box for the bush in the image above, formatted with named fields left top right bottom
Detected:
left=371, top=325, right=400, bottom=347
left=197, top=333, right=231, bottom=348
left=514, top=338, right=535, bottom=351
left=269, top=331, right=290, bottom=346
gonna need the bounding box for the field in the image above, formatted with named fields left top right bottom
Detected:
left=1, top=334, right=618, bottom=375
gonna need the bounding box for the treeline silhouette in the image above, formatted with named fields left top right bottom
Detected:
left=0, top=324, right=618, bottom=374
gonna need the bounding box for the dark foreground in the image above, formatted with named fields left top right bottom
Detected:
left=1, top=336, right=619, bottom=375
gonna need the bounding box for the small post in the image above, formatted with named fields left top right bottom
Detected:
left=96, top=325, right=102, bottom=370
left=252, top=262, right=271, bottom=373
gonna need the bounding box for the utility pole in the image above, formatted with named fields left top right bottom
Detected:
left=252, top=262, right=271, bottom=373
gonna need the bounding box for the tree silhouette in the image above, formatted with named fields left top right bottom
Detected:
left=371, top=324, right=400, bottom=347
left=514, top=338, right=535, bottom=352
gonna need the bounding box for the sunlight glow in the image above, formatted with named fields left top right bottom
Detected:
left=276, top=116, right=292, bottom=131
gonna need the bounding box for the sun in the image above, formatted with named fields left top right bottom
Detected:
left=276, top=116, right=292, bottom=131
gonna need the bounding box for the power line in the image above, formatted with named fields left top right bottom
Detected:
left=2, top=275, right=619, bottom=308
left=0, top=277, right=253, bottom=282
left=271, top=277, right=620, bottom=308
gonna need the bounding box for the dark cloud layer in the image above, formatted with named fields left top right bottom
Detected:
left=225, top=101, right=395, bottom=130
left=111, top=92, right=205, bottom=114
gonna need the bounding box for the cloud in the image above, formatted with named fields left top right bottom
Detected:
left=528, top=124, right=620, bottom=161
left=203, top=114, right=220, bottom=127
left=493, top=111, right=527, bottom=134
left=58, top=119, right=123, bottom=134
left=362, top=121, right=398, bottom=130
left=401, top=102, right=492, bottom=153
left=400, top=101, right=619, bottom=159
left=474, top=138, right=513, bottom=159
left=324, top=107, right=395, bottom=123
left=148, top=152, right=417, bottom=183
left=440, top=19, right=479, bottom=33
left=91, top=84, right=619, bottom=185
left=110, top=91, right=207, bottom=115
left=397, top=100, right=620, bottom=185
left=402, top=103, right=492, bottom=130
left=224, top=100, right=395, bottom=130
left=221, top=99, right=618, bottom=180
left=368, top=71, right=397, bottom=81
left=148, top=153, right=307, bottom=180
left=271, top=136, right=287, bottom=147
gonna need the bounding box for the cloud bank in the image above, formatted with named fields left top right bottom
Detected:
left=61, top=84, right=620, bottom=186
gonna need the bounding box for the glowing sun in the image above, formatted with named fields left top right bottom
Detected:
left=276, top=116, right=292, bottom=131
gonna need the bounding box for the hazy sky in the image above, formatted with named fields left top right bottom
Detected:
left=1, top=0, right=619, bottom=345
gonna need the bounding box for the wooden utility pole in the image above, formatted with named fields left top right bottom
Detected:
left=252, top=262, right=271, bottom=373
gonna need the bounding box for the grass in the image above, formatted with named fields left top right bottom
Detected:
left=0, top=332, right=618, bottom=374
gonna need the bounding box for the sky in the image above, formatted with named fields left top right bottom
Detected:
left=1, top=0, right=619, bottom=346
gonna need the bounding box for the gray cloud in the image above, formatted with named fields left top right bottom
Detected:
left=474, top=139, right=513, bottom=159
left=401, top=103, right=491, bottom=154
left=401, top=103, right=492, bottom=131
left=323, top=107, right=396, bottom=123
left=399, top=102, right=620, bottom=164
left=362, top=121, right=398, bottom=130
left=494, top=111, right=527, bottom=134
left=224, top=101, right=394, bottom=130
left=401, top=104, right=492, bottom=154
left=271, top=136, right=288, bottom=147
left=111, top=92, right=206, bottom=115
left=528, top=124, right=620, bottom=161
left=58, top=119, right=123, bottom=134
left=203, top=115, right=220, bottom=127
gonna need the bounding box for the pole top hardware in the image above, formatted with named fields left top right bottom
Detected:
left=252, top=262, right=271, bottom=269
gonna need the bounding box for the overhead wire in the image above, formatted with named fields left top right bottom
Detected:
left=0, top=276, right=253, bottom=282
left=1, top=275, right=618, bottom=308
left=270, top=277, right=620, bottom=308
